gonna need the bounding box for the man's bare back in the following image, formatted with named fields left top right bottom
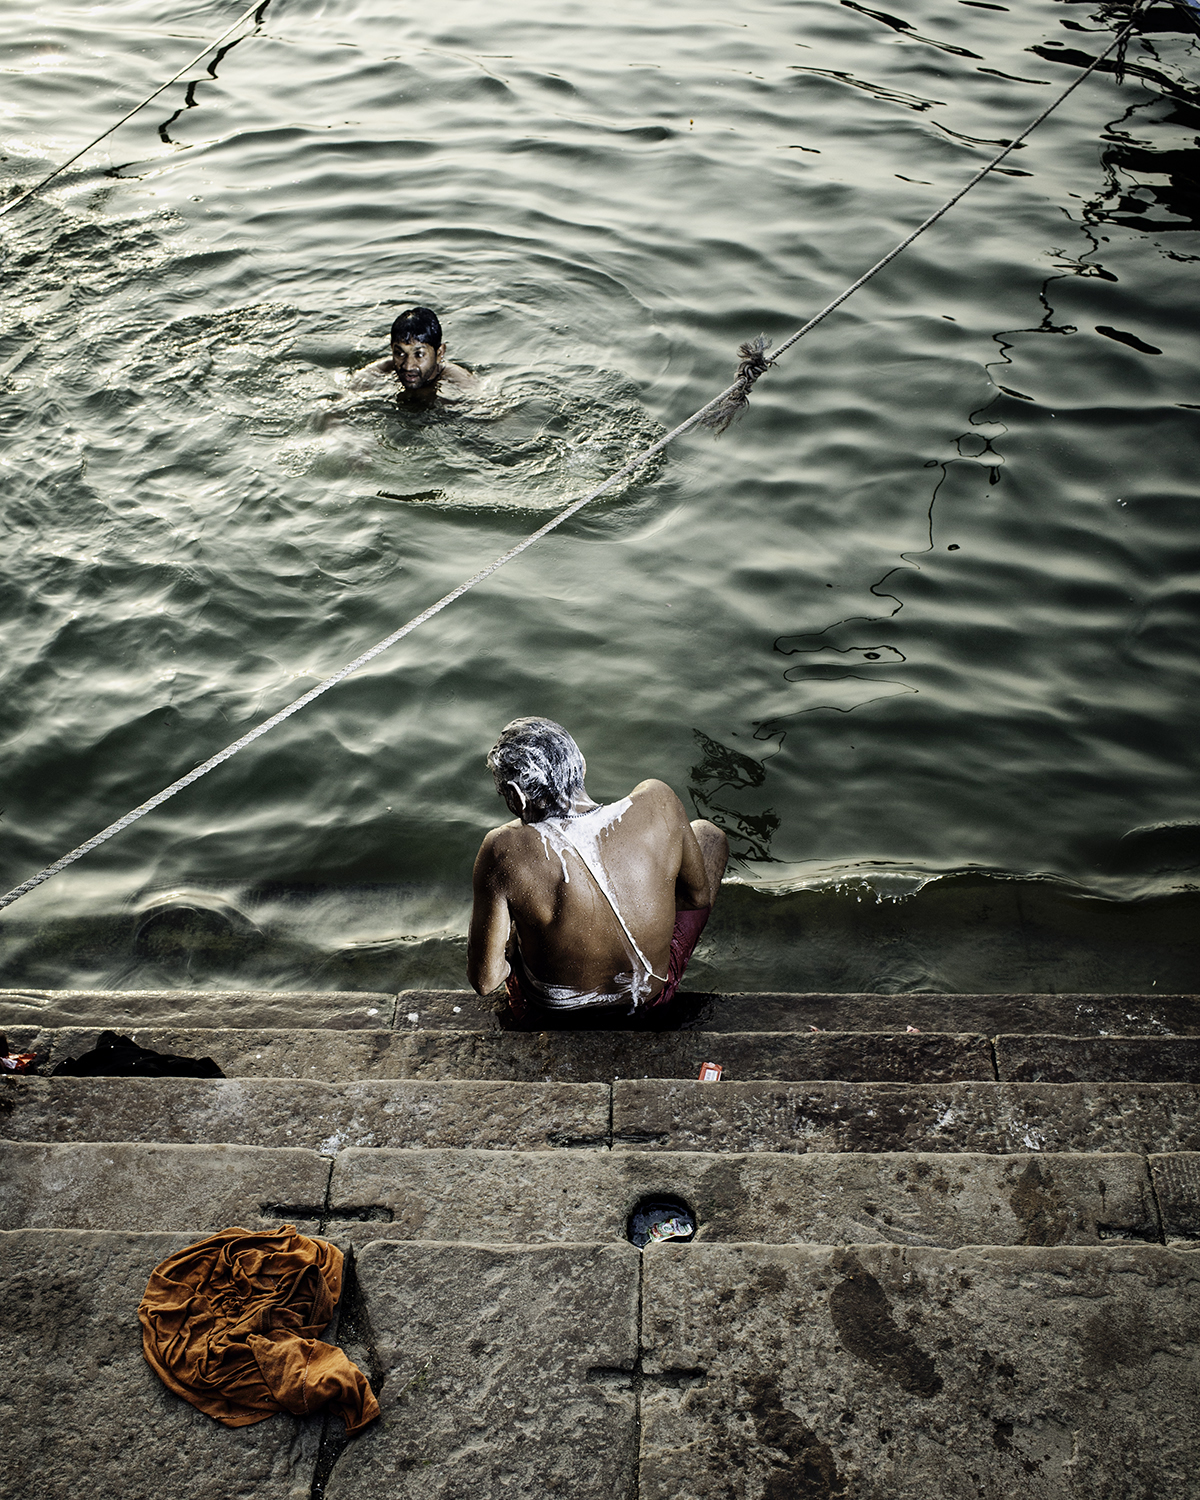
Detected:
left=468, top=720, right=727, bottom=1013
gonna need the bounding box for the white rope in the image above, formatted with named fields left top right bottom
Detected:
left=764, top=15, right=1139, bottom=368
left=0, top=13, right=1140, bottom=912
left=0, top=0, right=268, bottom=220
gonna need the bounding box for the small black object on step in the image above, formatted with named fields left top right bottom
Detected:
left=53, top=1030, right=224, bottom=1078
left=628, top=1194, right=697, bottom=1248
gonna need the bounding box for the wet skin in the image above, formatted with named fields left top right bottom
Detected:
left=467, top=777, right=728, bottom=1000
left=349, top=337, right=475, bottom=403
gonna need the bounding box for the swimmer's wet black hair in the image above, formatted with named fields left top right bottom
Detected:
left=487, top=718, right=587, bottom=822
left=391, top=306, right=443, bottom=347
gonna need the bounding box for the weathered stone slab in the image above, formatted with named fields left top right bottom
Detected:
left=323, top=1241, right=639, bottom=1499
left=0, top=1023, right=54, bottom=1068
left=394, top=989, right=505, bottom=1029
left=0, top=1143, right=330, bottom=1234
left=0, top=988, right=393, bottom=1031
left=0, top=1229, right=323, bottom=1499
left=640, top=1242, right=1200, bottom=1499
left=326, top=1148, right=1157, bottom=1249
left=999, top=1035, right=1200, bottom=1083
left=45, top=1026, right=403, bottom=1081
left=676, top=991, right=1200, bottom=1036
left=44, top=1026, right=994, bottom=1084
left=1150, top=1154, right=1200, bottom=1244
left=0, top=1077, right=609, bottom=1150
left=613, top=1079, right=1200, bottom=1155
left=408, top=989, right=1200, bottom=1036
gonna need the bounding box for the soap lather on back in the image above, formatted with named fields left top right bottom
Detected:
left=468, top=718, right=728, bottom=1014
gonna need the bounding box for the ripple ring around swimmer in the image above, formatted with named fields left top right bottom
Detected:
left=0, top=9, right=1142, bottom=913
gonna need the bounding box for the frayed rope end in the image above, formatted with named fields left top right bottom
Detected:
left=702, top=334, right=773, bottom=434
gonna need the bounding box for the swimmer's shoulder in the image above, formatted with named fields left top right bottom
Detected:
left=440, top=361, right=477, bottom=390
left=346, top=356, right=396, bottom=392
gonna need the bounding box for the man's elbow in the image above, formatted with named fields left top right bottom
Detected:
left=467, top=950, right=508, bottom=997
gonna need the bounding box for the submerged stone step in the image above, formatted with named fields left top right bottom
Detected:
left=322, top=1240, right=641, bottom=1500
left=40, top=1024, right=996, bottom=1084
left=0, top=987, right=394, bottom=1031
left=398, top=988, right=1200, bottom=1035
left=998, top=1034, right=1200, bottom=1083
left=0, top=1142, right=331, bottom=1234
left=0, top=1076, right=608, bottom=1150
left=8, top=987, right=1197, bottom=1040
left=639, top=1241, right=1200, bottom=1500
left=325, top=1147, right=1159, bottom=1249
left=614, top=1079, right=1200, bottom=1155
left=0, top=1230, right=324, bottom=1500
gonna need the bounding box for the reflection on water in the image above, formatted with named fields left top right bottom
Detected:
left=0, top=0, right=1198, bottom=988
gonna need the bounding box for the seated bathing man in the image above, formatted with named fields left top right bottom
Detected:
left=467, top=718, right=728, bottom=1014
left=349, top=305, right=474, bottom=403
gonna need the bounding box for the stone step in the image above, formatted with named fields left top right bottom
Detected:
left=0, top=1076, right=608, bottom=1150
left=636, top=1240, right=1200, bottom=1500
left=325, top=1146, right=1170, bottom=1249
left=5, top=986, right=1199, bottom=1036
left=0, top=987, right=394, bottom=1031
left=399, top=988, right=1200, bottom=1036
left=613, top=1078, right=1200, bottom=1156
left=0, top=1142, right=331, bottom=1235
left=997, top=1033, right=1200, bottom=1082
left=8, top=1075, right=1200, bottom=1156
left=5, top=1141, right=1179, bottom=1248
left=14, top=1023, right=1200, bottom=1086
left=7, top=1231, right=1196, bottom=1500
left=23, top=1024, right=997, bottom=1084
left=0, top=1230, right=325, bottom=1500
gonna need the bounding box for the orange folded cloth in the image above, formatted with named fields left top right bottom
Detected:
left=139, top=1225, right=380, bottom=1435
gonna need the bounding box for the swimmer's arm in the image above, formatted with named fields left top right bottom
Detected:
left=346, top=357, right=395, bottom=392
left=467, top=831, right=512, bottom=995
left=440, top=361, right=477, bottom=389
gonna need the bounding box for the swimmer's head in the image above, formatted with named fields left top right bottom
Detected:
left=390, top=306, right=446, bottom=390
left=487, top=718, right=587, bottom=823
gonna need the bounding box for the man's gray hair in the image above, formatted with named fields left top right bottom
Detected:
left=487, top=718, right=586, bottom=821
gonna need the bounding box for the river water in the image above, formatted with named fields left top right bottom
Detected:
left=1, top=0, right=1198, bottom=995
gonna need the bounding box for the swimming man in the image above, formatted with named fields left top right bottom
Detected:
left=349, top=305, right=474, bottom=402
left=467, top=718, right=728, bottom=1015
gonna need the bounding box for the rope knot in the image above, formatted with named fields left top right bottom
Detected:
left=702, top=334, right=773, bottom=434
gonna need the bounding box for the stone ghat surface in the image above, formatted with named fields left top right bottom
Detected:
left=0, top=1077, right=608, bottom=1150
left=6, top=1141, right=1186, bottom=1247
left=3, top=987, right=1200, bottom=1036
left=19, top=1025, right=999, bottom=1084
left=5, top=1231, right=1199, bottom=1500
left=10, top=1023, right=1200, bottom=1086
left=614, top=1079, right=1200, bottom=1155
left=7, top=1075, right=1200, bottom=1155
left=0, top=1230, right=325, bottom=1500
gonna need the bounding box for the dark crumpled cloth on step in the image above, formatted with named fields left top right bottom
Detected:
left=139, top=1225, right=380, bottom=1435
left=54, top=1029, right=224, bottom=1078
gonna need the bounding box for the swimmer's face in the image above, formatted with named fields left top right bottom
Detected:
left=391, top=337, right=446, bottom=390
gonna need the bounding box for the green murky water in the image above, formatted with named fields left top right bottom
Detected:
left=1, top=0, right=1198, bottom=992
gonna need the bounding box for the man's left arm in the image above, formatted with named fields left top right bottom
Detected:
left=674, top=816, right=712, bottom=910
left=636, top=780, right=711, bottom=910
left=467, top=831, right=512, bottom=995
